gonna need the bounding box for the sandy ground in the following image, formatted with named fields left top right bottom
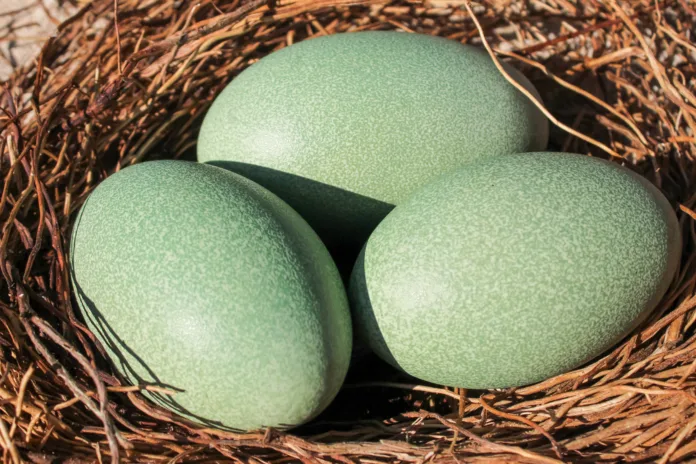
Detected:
left=0, top=0, right=77, bottom=81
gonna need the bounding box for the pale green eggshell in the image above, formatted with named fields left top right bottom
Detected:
left=69, top=160, right=352, bottom=431
left=350, top=153, right=681, bottom=389
left=197, top=31, right=549, bottom=249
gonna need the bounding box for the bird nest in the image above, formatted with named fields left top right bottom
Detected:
left=2, top=0, right=696, bottom=462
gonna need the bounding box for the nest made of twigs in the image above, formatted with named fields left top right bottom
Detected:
left=1, top=0, right=696, bottom=462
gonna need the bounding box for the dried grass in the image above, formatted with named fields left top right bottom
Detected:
left=1, top=0, right=696, bottom=462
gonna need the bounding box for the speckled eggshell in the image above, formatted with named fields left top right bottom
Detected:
left=69, top=160, right=352, bottom=431
left=197, top=31, right=549, bottom=249
left=349, top=152, right=681, bottom=389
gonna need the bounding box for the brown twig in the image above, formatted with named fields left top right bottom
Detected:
left=114, top=0, right=122, bottom=74
left=465, top=1, right=623, bottom=159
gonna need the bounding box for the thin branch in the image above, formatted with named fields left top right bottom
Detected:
left=465, top=0, right=623, bottom=159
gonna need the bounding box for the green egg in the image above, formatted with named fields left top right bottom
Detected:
left=349, top=152, right=680, bottom=389
left=69, top=160, right=352, bottom=431
left=197, top=31, right=548, bottom=250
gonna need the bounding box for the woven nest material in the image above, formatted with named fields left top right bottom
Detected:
left=1, top=0, right=696, bottom=462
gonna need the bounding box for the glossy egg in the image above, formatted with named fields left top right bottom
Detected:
left=69, top=160, right=352, bottom=431
left=349, top=153, right=680, bottom=388
left=198, top=31, right=549, bottom=250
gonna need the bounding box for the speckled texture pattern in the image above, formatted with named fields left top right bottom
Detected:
left=349, top=153, right=681, bottom=389
left=69, top=160, right=352, bottom=431
left=197, top=31, right=549, bottom=248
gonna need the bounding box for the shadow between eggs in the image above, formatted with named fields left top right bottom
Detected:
left=206, top=160, right=394, bottom=279
left=348, top=249, right=400, bottom=369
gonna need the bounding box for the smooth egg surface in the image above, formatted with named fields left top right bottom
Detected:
left=70, top=160, right=352, bottom=431
left=350, top=152, right=680, bottom=388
